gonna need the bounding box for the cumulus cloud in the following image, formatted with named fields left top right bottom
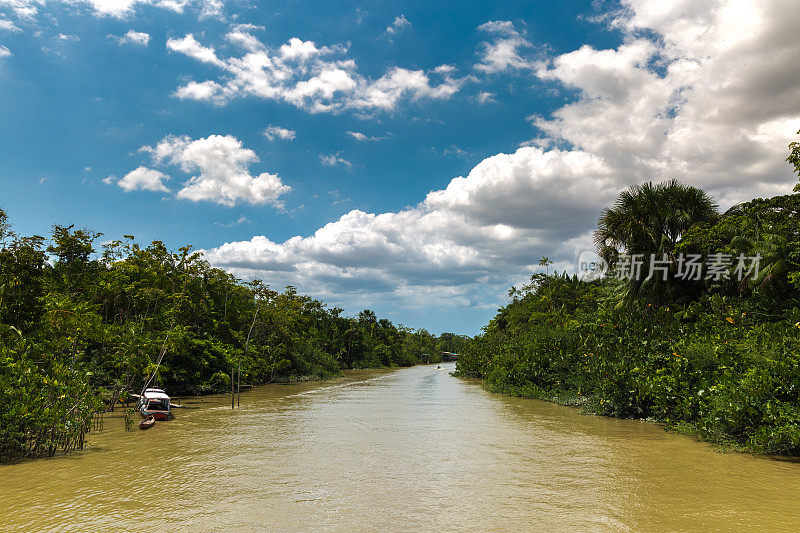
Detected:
left=167, top=28, right=464, bottom=112
left=166, top=33, right=222, bottom=66
left=110, top=135, right=291, bottom=207
left=0, top=44, right=10, bottom=57
left=263, top=125, right=296, bottom=141
left=110, top=29, right=150, bottom=46
left=202, top=0, right=800, bottom=316
left=202, top=145, right=616, bottom=312
left=475, top=20, right=535, bottom=74
left=348, top=66, right=463, bottom=111
left=108, top=166, right=170, bottom=192
left=138, top=134, right=291, bottom=207
left=531, top=0, right=800, bottom=202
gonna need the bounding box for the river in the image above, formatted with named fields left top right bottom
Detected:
left=2, top=363, right=799, bottom=531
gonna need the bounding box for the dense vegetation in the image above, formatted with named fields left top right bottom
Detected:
left=0, top=218, right=466, bottom=461
left=457, top=136, right=800, bottom=455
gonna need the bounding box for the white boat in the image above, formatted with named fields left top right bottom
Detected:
left=137, top=388, right=171, bottom=420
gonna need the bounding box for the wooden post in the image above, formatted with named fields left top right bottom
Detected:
left=239, top=307, right=258, bottom=408
left=231, top=365, right=235, bottom=409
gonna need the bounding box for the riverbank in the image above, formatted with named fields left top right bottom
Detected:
left=456, top=186, right=800, bottom=456
left=0, top=208, right=469, bottom=461
left=3, top=363, right=800, bottom=531
left=455, top=278, right=800, bottom=456
left=465, top=375, right=763, bottom=455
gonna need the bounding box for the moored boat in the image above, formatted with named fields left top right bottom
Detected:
left=139, top=416, right=155, bottom=430
left=137, top=388, right=171, bottom=420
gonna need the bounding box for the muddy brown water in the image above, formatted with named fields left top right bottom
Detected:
left=2, top=363, right=799, bottom=531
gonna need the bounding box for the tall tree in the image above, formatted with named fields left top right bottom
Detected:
left=788, top=129, right=800, bottom=192
left=594, top=179, right=719, bottom=302
left=538, top=256, right=553, bottom=276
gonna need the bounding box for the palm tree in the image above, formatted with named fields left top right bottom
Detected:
left=594, top=179, right=719, bottom=302
left=538, top=256, right=553, bottom=276
left=507, top=285, right=520, bottom=301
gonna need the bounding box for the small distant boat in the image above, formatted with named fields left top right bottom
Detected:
left=137, top=388, right=171, bottom=421
left=139, top=416, right=155, bottom=430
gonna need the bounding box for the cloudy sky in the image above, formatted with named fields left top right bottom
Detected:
left=1, top=0, right=798, bottom=334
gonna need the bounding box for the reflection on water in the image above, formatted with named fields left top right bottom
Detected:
left=2, top=363, right=799, bottom=531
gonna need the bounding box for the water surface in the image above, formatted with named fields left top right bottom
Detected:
left=2, top=363, right=799, bottom=531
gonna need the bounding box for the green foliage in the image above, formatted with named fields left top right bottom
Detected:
left=679, top=193, right=800, bottom=302
left=0, top=210, right=449, bottom=461
left=788, top=130, right=800, bottom=192
left=123, top=408, right=136, bottom=431
left=595, top=179, right=719, bottom=304
left=0, top=335, right=104, bottom=461
left=459, top=177, right=800, bottom=455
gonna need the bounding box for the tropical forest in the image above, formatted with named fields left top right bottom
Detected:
left=456, top=136, right=800, bottom=455
left=0, top=219, right=468, bottom=460
left=6, top=0, right=800, bottom=529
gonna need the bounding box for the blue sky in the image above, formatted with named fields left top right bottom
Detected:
left=1, top=0, right=798, bottom=334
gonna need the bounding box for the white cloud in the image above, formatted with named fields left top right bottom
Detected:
left=476, top=91, right=495, bottom=104
left=226, top=26, right=264, bottom=52
left=347, top=131, right=384, bottom=142
left=475, top=20, right=535, bottom=74
left=173, top=80, right=225, bottom=102
left=166, top=34, right=223, bottom=66
left=202, top=0, right=800, bottom=317
left=347, top=131, right=368, bottom=141
left=137, top=134, right=291, bottom=207
left=203, top=145, right=615, bottom=311
left=531, top=0, right=800, bottom=200
left=279, top=36, right=336, bottom=60
left=320, top=152, right=352, bottom=168
left=80, top=0, right=155, bottom=16
left=112, top=166, right=170, bottom=192
left=168, top=29, right=464, bottom=112
left=0, top=0, right=36, bottom=19
left=215, top=214, right=250, bottom=227
left=111, top=29, right=150, bottom=46
left=263, top=125, right=296, bottom=141
left=349, top=66, right=463, bottom=111
left=0, top=19, right=20, bottom=31
left=0, top=0, right=221, bottom=19
left=385, top=14, right=410, bottom=35
left=0, top=44, right=10, bottom=57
